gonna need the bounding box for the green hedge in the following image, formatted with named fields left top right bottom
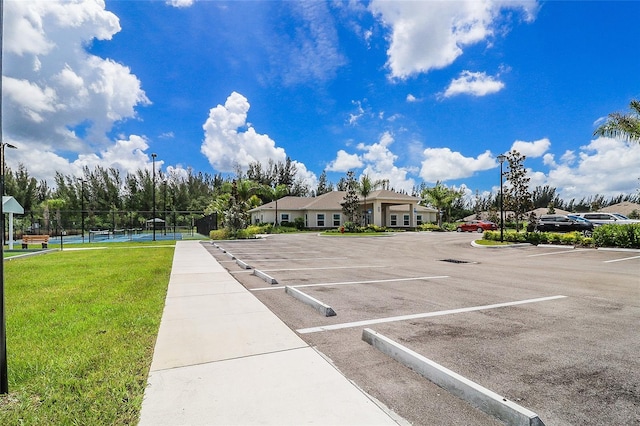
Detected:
left=592, top=224, right=640, bottom=248
left=483, top=224, right=640, bottom=248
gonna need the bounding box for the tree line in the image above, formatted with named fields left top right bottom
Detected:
left=3, top=144, right=638, bottom=235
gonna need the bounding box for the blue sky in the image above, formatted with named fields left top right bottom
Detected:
left=3, top=0, right=640, bottom=201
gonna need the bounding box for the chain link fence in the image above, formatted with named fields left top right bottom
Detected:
left=9, top=210, right=214, bottom=242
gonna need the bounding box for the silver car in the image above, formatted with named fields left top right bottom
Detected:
left=573, top=212, right=640, bottom=226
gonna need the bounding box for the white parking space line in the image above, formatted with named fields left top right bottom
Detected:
left=296, top=295, right=567, bottom=334
left=219, top=251, right=321, bottom=256
left=241, top=257, right=345, bottom=262
left=251, top=276, right=450, bottom=292
left=259, top=265, right=387, bottom=272
left=526, top=249, right=591, bottom=257
left=604, top=255, right=640, bottom=263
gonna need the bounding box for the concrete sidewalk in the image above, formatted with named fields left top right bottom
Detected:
left=138, top=240, right=404, bottom=425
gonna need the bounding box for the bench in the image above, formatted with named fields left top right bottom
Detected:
left=22, top=235, right=50, bottom=249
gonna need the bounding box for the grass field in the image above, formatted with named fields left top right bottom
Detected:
left=0, top=241, right=175, bottom=425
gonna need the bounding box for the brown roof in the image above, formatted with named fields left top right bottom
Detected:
left=527, top=207, right=571, bottom=217
left=249, top=190, right=431, bottom=213
left=598, top=202, right=640, bottom=216
left=366, top=190, right=421, bottom=202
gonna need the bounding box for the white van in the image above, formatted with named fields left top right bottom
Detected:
left=573, top=212, right=640, bottom=226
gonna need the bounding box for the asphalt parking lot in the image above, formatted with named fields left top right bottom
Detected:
left=204, top=232, right=639, bottom=426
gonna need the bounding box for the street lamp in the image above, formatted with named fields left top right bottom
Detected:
left=497, top=154, right=507, bottom=243
left=0, top=0, right=9, bottom=395
left=0, top=141, right=17, bottom=395
left=151, top=153, right=157, bottom=242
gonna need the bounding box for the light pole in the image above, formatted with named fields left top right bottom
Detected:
left=0, top=141, right=16, bottom=395
left=151, top=153, right=157, bottom=241
left=0, top=0, right=8, bottom=393
left=497, top=154, right=507, bottom=243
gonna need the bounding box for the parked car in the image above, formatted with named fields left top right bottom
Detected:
left=572, top=212, right=640, bottom=226
left=527, top=214, right=594, bottom=236
left=456, top=220, right=498, bottom=233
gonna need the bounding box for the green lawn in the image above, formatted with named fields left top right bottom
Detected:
left=0, top=241, right=174, bottom=424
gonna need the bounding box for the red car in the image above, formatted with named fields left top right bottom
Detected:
left=456, top=220, right=498, bottom=233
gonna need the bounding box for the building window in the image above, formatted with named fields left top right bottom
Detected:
left=317, top=213, right=325, bottom=227
left=333, top=213, right=341, bottom=226
left=417, top=215, right=423, bottom=225
left=403, top=215, right=410, bottom=226
left=390, top=215, right=397, bottom=226
left=281, top=213, right=289, bottom=223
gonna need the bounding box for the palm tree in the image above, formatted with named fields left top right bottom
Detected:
left=421, top=181, right=463, bottom=227
left=262, top=184, right=289, bottom=226
left=594, top=99, right=640, bottom=142
left=358, top=174, right=383, bottom=225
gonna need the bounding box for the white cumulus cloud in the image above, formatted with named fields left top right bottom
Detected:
left=200, top=91, right=317, bottom=189
left=327, top=150, right=363, bottom=172
left=2, top=0, right=150, bottom=160
left=201, top=92, right=287, bottom=172
left=369, top=0, right=538, bottom=78
left=420, top=148, right=496, bottom=182
left=510, top=138, right=551, bottom=158
left=4, top=134, right=159, bottom=184
left=166, top=0, right=194, bottom=8
left=442, top=71, right=505, bottom=98
left=328, top=132, right=415, bottom=192
left=545, top=137, right=640, bottom=200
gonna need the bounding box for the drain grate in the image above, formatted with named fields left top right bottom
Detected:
left=440, top=259, right=472, bottom=264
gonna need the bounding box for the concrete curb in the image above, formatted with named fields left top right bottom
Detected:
left=235, top=258, right=251, bottom=269
left=597, top=246, right=640, bottom=253
left=253, top=269, right=278, bottom=284
left=285, top=286, right=336, bottom=317
left=471, top=241, right=532, bottom=248
left=362, top=328, right=545, bottom=426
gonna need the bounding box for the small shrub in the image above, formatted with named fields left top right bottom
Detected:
left=210, top=228, right=230, bottom=240
left=578, top=237, right=594, bottom=247
left=419, top=223, right=444, bottom=232
left=549, top=233, right=562, bottom=244
left=344, top=221, right=357, bottom=233
left=483, top=230, right=499, bottom=241
left=525, top=232, right=549, bottom=245
left=442, top=222, right=459, bottom=232
left=294, top=217, right=305, bottom=230
left=560, top=231, right=581, bottom=245
left=360, top=224, right=386, bottom=233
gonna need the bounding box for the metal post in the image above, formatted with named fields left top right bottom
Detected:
left=497, top=154, right=506, bottom=243
left=0, top=146, right=6, bottom=394
left=1, top=0, right=8, bottom=390
left=0, top=118, right=17, bottom=395
left=151, top=153, right=157, bottom=241
left=80, top=179, right=85, bottom=244
left=163, top=180, right=167, bottom=236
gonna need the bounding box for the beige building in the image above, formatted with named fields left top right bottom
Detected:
left=249, top=190, right=438, bottom=229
